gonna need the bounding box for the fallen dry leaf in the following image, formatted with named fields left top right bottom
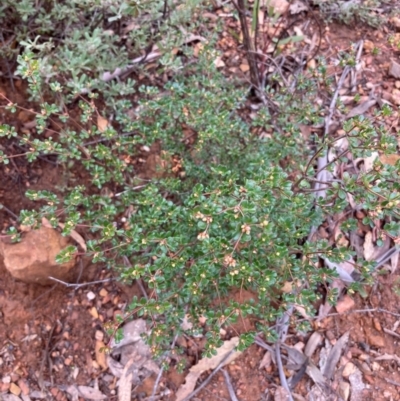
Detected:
left=77, top=386, right=107, bottom=400
left=97, top=115, right=109, bottom=133
left=89, top=306, right=99, bottom=319
left=322, top=331, right=349, bottom=380
left=363, top=232, right=391, bottom=262
left=281, top=281, right=293, bottom=293
left=380, top=154, right=400, bottom=166
left=345, top=99, right=376, bottom=119
left=214, top=56, right=225, bottom=68
left=259, top=350, right=272, bottom=369
left=58, top=222, right=87, bottom=252
left=304, top=332, right=322, bottom=357
left=175, top=337, right=242, bottom=401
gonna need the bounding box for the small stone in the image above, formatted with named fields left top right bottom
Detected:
left=342, top=362, right=356, bottom=378
left=358, top=353, right=370, bottom=361
left=335, top=295, right=355, bottom=314
left=372, top=361, right=381, bottom=371
left=50, top=388, right=59, bottom=397
left=86, top=291, right=96, bottom=301
left=99, top=288, right=108, bottom=297
left=95, top=330, right=104, bottom=341
left=366, top=332, right=385, bottom=348
left=9, top=382, right=22, bottom=396
left=0, top=382, right=10, bottom=392
left=395, top=81, right=400, bottom=89
left=101, top=294, right=111, bottom=304
left=89, top=307, right=99, bottom=319
left=372, top=318, right=382, bottom=332
left=64, top=357, right=73, bottom=366
left=391, top=16, right=400, bottom=29
left=2, top=376, right=11, bottom=384
left=239, top=63, right=250, bottom=72
left=30, top=390, right=47, bottom=398
left=361, top=362, right=372, bottom=373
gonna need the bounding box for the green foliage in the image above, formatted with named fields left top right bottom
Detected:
left=1, top=0, right=399, bottom=358
left=1, top=0, right=204, bottom=102
left=312, top=0, right=388, bottom=27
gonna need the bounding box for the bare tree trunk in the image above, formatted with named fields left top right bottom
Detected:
left=234, top=0, right=261, bottom=92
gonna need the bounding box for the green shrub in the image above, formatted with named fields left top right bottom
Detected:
left=311, top=0, right=388, bottom=27
left=1, top=1, right=399, bottom=358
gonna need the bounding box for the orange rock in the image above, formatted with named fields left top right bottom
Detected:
left=0, top=227, right=76, bottom=285
left=9, top=382, right=21, bottom=396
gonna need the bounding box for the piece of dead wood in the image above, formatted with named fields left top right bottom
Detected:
left=175, top=337, right=242, bottom=401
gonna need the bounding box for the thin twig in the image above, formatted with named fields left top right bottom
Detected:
left=325, top=308, right=400, bottom=319
left=149, top=334, right=178, bottom=401
left=0, top=202, right=19, bottom=220
left=254, top=337, right=275, bottom=354
left=48, top=276, right=113, bottom=288
left=385, top=378, right=400, bottom=387
left=222, top=369, right=239, bottom=401
left=150, top=366, right=165, bottom=401
left=383, top=328, right=400, bottom=340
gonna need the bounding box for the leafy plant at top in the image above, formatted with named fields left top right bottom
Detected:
left=310, top=0, right=388, bottom=27
left=0, top=0, right=205, bottom=104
